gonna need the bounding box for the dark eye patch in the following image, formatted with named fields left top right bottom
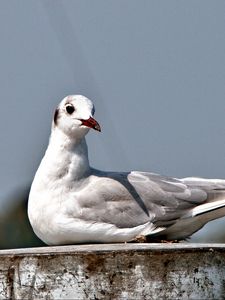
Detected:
left=65, top=104, right=75, bottom=114
left=53, top=108, right=59, bottom=126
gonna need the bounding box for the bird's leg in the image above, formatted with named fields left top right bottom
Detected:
left=130, top=235, right=148, bottom=243
left=157, top=239, right=179, bottom=244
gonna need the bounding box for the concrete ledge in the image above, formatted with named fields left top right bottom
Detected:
left=0, top=243, right=225, bottom=299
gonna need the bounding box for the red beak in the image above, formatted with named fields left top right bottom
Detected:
left=80, top=117, right=101, bottom=132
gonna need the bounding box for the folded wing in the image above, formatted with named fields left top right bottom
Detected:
left=75, top=170, right=225, bottom=240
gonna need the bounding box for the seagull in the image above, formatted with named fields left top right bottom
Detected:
left=28, top=95, right=225, bottom=245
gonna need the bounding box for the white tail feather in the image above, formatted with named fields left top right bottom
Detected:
left=184, top=199, right=225, bottom=218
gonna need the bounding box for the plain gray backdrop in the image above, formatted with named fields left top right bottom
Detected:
left=0, top=1, right=225, bottom=241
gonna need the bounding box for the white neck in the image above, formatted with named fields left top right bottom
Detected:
left=38, top=127, right=90, bottom=182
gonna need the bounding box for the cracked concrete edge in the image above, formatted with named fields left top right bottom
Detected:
left=0, top=243, right=225, bottom=299
left=0, top=243, right=225, bottom=257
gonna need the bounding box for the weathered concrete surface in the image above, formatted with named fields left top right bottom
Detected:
left=0, top=243, right=225, bottom=299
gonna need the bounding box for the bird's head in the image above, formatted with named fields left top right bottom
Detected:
left=53, top=95, right=101, bottom=138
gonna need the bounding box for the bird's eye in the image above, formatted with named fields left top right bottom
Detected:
left=65, top=104, right=75, bottom=114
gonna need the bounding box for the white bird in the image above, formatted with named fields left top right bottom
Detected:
left=28, top=95, right=225, bottom=245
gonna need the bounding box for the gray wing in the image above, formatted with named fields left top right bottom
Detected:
left=76, top=170, right=225, bottom=232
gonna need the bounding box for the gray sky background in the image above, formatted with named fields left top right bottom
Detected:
left=0, top=1, right=225, bottom=241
